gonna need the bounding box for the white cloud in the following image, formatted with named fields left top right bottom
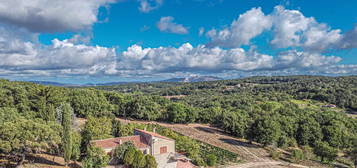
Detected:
left=119, top=43, right=273, bottom=72
left=207, top=7, right=272, bottom=48
left=0, top=27, right=116, bottom=75
left=118, top=43, right=342, bottom=73
left=0, top=0, right=115, bottom=32
left=138, top=0, right=163, bottom=13
left=275, top=50, right=341, bottom=69
left=270, top=6, right=313, bottom=48
left=271, top=6, right=343, bottom=52
left=206, top=6, right=346, bottom=52
left=339, top=25, right=357, bottom=49
left=157, top=16, right=189, bottom=34
left=0, top=4, right=356, bottom=79
left=318, top=64, right=357, bottom=74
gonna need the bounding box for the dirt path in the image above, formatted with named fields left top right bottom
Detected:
left=117, top=119, right=311, bottom=168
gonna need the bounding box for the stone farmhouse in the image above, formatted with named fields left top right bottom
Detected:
left=91, top=128, right=194, bottom=168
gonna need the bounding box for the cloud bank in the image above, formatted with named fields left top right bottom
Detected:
left=117, top=43, right=342, bottom=73
left=0, top=2, right=356, bottom=79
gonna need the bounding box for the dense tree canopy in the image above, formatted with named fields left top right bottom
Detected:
left=0, top=76, right=356, bottom=166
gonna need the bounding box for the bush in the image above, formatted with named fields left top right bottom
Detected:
left=270, top=149, right=282, bottom=160
left=115, top=143, right=157, bottom=168
left=144, top=155, right=158, bottom=168
left=83, top=146, right=109, bottom=168
left=313, top=141, right=338, bottom=164
left=123, top=146, right=136, bottom=166
left=290, top=149, right=305, bottom=163
left=206, top=154, right=217, bottom=166
left=278, top=136, right=297, bottom=148
left=112, top=142, right=134, bottom=164
left=301, top=146, right=315, bottom=160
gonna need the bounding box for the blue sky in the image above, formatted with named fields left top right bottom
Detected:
left=0, top=0, right=357, bottom=84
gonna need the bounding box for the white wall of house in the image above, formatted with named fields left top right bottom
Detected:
left=152, top=137, right=175, bottom=156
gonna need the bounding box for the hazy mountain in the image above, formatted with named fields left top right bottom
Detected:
left=28, top=76, right=223, bottom=87
left=29, top=81, right=77, bottom=86
left=161, top=76, right=223, bottom=83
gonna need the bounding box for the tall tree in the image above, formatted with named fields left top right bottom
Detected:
left=61, top=103, right=73, bottom=167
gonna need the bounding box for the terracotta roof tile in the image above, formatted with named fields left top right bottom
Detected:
left=134, top=129, right=174, bottom=141
left=91, top=135, right=149, bottom=149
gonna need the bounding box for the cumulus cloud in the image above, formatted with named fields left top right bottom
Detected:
left=157, top=16, right=189, bottom=34
left=339, top=25, right=357, bottom=49
left=207, top=7, right=272, bottom=48
left=274, top=50, right=341, bottom=69
left=206, top=5, right=352, bottom=53
left=1, top=3, right=356, bottom=79
left=138, top=0, right=163, bottom=13
left=0, top=0, right=115, bottom=33
left=0, top=27, right=116, bottom=75
left=271, top=6, right=342, bottom=52
left=117, top=43, right=342, bottom=73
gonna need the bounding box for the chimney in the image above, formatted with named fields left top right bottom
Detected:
left=144, top=127, right=147, bottom=131
left=153, top=127, right=156, bottom=133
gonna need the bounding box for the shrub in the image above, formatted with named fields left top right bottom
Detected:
left=270, top=149, right=282, bottom=160
left=123, top=146, right=136, bottom=165
left=83, top=146, right=109, bottom=168
left=301, top=146, right=315, bottom=160
left=290, top=149, right=305, bottom=163
left=206, top=154, right=217, bottom=166
left=144, top=155, right=158, bottom=168
left=313, top=141, right=338, bottom=164
left=112, top=142, right=134, bottom=164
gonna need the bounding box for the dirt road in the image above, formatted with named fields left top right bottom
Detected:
left=117, top=119, right=313, bottom=168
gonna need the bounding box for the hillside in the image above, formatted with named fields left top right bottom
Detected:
left=96, top=76, right=357, bottom=111
left=1, top=76, right=357, bottom=167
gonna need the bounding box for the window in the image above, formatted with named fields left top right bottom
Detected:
left=160, top=146, right=167, bottom=154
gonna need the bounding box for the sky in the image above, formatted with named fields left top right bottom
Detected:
left=0, top=0, right=357, bottom=84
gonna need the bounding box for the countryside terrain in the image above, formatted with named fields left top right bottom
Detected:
left=0, top=76, right=357, bottom=168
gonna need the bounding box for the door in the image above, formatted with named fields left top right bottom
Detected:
left=160, top=146, right=167, bottom=154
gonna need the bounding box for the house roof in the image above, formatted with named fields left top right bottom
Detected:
left=91, top=135, right=149, bottom=149
left=134, top=129, right=174, bottom=141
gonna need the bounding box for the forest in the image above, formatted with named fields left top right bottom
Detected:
left=0, top=76, right=357, bottom=167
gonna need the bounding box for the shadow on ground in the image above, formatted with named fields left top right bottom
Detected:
left=194, top=126, right=226, bottom=134
left=219, top=138, right=261, bottom=149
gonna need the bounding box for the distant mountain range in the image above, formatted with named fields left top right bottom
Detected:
left=28, top=81, right=78, bottom=87
left=29, top=81, right=130, bottom=87
left=161, top=76, right=223, bottom=83
left=28, top=76, right=224, bottom=86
